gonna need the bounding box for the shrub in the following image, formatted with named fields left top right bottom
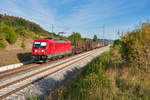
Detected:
left=4, top=26, right=18, bottom=44
left=0, top=25, right=18, bottom=44
left=0, top=35, right=7, bottom=49
left=121, top=24, right=150, bottom=71
left=113, top=39, right=121, bottom=47
left=15, top=26, right=25, bottom=36
left=21, top=40, right=26, bottom=49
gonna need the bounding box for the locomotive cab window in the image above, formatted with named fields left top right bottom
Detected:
left=40, top=42, right=47, bottom=49
left=34, top=42, right=40, bottom=49
left=34, top=42, right=47, bottom=49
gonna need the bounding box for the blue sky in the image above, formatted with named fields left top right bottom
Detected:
left=0, top=0, right=150, bottom=40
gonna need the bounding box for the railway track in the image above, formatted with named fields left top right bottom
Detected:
left=0, top=56, right=71, bottom=81
left=0, top=49, right=94, bottom=81
left=0, top=47, right=108, bottom=100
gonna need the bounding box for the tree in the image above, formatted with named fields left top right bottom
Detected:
left=15, top=26, right=25, bottom=36
left=0, top=25, right=18, bottom=44
left=68, top=32, right=82, bottom=45
left=93, top=34, right=98, bottom=42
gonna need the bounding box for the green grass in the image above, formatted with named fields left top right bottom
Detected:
left=62, top=46, right=150, bottom=100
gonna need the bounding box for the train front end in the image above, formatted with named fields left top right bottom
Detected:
left=32, top=40, right=48, bottom=62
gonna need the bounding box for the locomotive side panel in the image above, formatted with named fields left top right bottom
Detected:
left=53, top=40, right=72, bottom=55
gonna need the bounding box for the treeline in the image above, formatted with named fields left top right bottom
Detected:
left=0, top=14, right=49, bottom=34
left=68, top=32, right=98, bottom=46
left=0, top=14, right=54, bottom=49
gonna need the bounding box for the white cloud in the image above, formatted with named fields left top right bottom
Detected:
left=0, top=0, right=149, bottom=39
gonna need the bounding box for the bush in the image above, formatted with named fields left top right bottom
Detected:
left=4, top=26, right=18, bottom=44
left=15, top=26, right=25, bottom=36
left=121, top=23, right=150, bottom=71
left=113, top=39, right=121, bottom=47
left=0, top=25, right=18, bottom=44
left=21, top=40, right=26, bottom=49
left=0, top=35, right=7, bottom=49
left=32, top=34, right=41, bottom=40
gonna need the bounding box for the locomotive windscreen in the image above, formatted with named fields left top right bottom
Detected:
left=34, top=42, right=47, bottom=49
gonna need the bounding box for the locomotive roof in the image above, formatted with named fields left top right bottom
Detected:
left=34, top=39, right=70, bottom=43
left=54, top=40, right=69, bottom=43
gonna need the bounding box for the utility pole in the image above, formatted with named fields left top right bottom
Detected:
left=102, top=24, right=105, bottom=46
left=51, top=24, right=54, bottom=39
left=51, top=24, right=54, bottom=33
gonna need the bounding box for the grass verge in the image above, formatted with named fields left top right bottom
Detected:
left=60, top=46, right=150, bottom=100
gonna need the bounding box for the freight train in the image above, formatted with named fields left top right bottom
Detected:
left=32, top=39, right=102, bottom=63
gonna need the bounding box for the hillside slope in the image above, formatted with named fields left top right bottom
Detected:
left=0, top=14, right=49, bottom=34
left=0, top=14, right=54, bottom=66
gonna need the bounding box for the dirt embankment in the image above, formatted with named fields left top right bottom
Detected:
left=0, top=38, right=33, bottom=66
left=0, top=49, right=32, bottom=66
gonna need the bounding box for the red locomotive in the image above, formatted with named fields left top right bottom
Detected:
left=32, top=39, right=72, bottom=62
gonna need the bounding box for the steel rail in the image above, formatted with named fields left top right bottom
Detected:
left=0, top=50, right=95, bottom=99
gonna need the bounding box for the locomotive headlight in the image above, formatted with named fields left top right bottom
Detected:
left=42, top=50, right=46, bottom=53
left=34, top=50, right=37, bottom=52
